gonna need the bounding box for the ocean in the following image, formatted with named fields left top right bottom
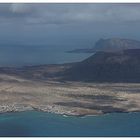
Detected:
left=0, top=111, right=140, bottom=137
left=0, top=45, right=91, bottom=67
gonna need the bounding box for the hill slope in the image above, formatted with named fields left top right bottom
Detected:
left=63, top=49, right=140, bottom=82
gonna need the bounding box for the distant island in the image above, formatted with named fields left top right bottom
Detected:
left=0, top=38, right=140, bottom=116
left=68, top=38, right=140, bottom=53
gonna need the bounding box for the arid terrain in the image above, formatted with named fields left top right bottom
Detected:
left=1, top=41, right=140, bottom=116
left=0, top=73, right=140, bottom=116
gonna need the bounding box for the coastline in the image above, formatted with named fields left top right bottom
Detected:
left=0, top=103, right=139, bottom=117
left=0, top=73, right=140, bottom=117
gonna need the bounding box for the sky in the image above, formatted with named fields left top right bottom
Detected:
left=0, top=3, right=140, bottom=48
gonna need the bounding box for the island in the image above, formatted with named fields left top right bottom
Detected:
left=0, top=38, right=140, bottom=116
left=68, top=38, right=140, bottom=53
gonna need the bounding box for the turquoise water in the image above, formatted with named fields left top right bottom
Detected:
left=0, top=111, right=140, bottom=137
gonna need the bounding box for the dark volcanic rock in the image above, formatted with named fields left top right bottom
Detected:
left=62, top=49, right=140, bottom=82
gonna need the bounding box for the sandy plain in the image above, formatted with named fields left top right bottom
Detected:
left=0, top=73, right=140, bottom=116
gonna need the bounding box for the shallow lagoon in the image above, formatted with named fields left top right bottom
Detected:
left=0, top=111, right=140, bottom=137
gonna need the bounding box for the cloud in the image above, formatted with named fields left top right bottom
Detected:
left=0, top=3, right=140, bottom=25
left=10, top=4, right=30, bottom=13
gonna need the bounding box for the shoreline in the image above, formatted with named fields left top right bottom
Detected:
left=0, top=104, right=139, bottom=118
left=0, top=108, right=140, bottom=119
